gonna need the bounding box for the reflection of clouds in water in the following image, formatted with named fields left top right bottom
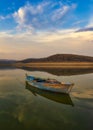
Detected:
left=0, top=92, right=35, bottom=129
left=72, top=89, right=93, bottom=112
left=72, top=97, right=93, bottom=117
left=72, top=89, right=93, bottom=98
left=0, top=112, right=25, bottom=130
left=0, top=69, right=93, bottom=129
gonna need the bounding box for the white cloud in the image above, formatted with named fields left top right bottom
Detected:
left=52, top=4, right=76, bottom=21
left=87, top=16, right=93, bottom=27
left=13, top=2, right=50, bottom=29
left=73, top=20, right=87, bottom=26
left=13, top=1, right=77, bottom=31
left=0, top=16, right=5, bottom=20
left=0, top=1, right=93, bottom=59
left=52, top=6, right=70, bottom=21
left=0, top=15, right=11, bottom=21
left=0, top=28, right=92, bottom=44
left=0, top=27, right=93, bottom=59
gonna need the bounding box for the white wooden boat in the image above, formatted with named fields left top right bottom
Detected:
left=26, top=74, right=74, bottom=94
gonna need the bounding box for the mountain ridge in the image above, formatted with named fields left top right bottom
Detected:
left=19, top=54, right=93, bottom=63
left=0, top=60, right=16, bottom=64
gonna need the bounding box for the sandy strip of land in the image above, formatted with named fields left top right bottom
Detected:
left=14, top=62, right=93, bottom=68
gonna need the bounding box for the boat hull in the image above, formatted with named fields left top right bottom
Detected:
left=26, top=81, right=73, bottom=94
left=26, top=81, right=74, bottom=106
left=26, top=75, right=74, bottom=94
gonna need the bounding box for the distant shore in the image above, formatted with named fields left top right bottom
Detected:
left=13, top=62, right=93, bottom=68
left=1, top=54, right=93, bottom=69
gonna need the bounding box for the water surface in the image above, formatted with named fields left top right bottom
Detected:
left=0, top=68, right=93, bottom=130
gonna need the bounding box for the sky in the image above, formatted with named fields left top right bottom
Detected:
left=0, top=0, right=93, bottom=59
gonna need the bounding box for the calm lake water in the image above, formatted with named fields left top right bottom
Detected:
left=0, top=68, right=93, bottom=130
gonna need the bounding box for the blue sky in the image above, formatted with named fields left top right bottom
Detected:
left=0, top=0, right=92, bottom=31
left=0, top=0, right=93, bottom=59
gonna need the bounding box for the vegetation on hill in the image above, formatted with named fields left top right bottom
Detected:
left=20, top=54, right=93, bottom=63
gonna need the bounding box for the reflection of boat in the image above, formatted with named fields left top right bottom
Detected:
left=26, top=74, right=74, bottom=94
left=26, top=82, right=74, bottom=106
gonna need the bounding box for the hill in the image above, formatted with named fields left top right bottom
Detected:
left=0, top=59, right=16, bottom=64
left=0, top=60, right=16, bottom=67
left=20, top=54, right=93, bottom=63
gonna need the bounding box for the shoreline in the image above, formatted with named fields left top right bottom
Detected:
left=14, top=62, right=93, bottom=68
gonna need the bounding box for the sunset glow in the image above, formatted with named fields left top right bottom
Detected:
left=0, top=0, right=93, bottom=59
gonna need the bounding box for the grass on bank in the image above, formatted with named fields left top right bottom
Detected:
left=14, top=62, right=93, bottom=68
